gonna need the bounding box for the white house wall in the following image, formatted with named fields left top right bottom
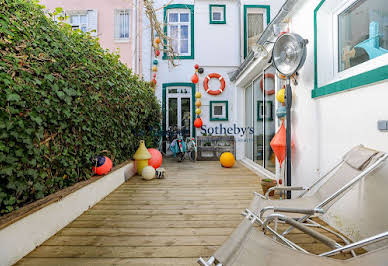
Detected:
left=236, top=0, right=388, bottom=241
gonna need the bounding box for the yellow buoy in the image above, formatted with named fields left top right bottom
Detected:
left=152, top=66, right=158, bottom=72
left=195, top=108, right=201, bottom=115
left=276, top=87, right=285, bottom=103
left=195, top=99, right=201, bottom=107
left=220, top=152, right=235, bottom=168
left=133, top=140, right=151, bottom=175
left=195, top=92, right=201, bottom=98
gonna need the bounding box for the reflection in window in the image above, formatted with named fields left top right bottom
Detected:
left=338, top=0, right=388, bottom=72
left=167, top=9, right=191, bottom=56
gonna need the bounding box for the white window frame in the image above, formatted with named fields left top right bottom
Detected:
left=317, top=0, right=388, bottom=88
left=166, top=8, right=191, bottom=57
left=69, top=13, right=88, bottom=32
left=244, top=7, right=267, bottom=58
left=114, top=9, right=131, bottom=42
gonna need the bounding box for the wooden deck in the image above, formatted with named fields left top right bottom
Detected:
left=17, top=159, right=356, bottom=265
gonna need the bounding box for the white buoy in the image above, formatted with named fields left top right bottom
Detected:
left=142, top=166, right=156, bottom=180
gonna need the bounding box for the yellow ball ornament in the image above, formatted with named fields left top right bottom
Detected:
left=195, top=92, right=201, bottom=98
left=220, top=152, right=235, bottom=168
left=152, top=66, right=158, bottom=72
left=195, top=99, right=201, bottom=107
left=276, top=87, right=285, bottom=103
left=155, top=37, right=161, bottom=44
left=195, top=108, right=201, bottom=115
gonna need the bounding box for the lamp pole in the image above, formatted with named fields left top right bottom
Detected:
left=285, top=78, right=292, bottom=199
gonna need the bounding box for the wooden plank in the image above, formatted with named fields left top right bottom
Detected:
left=76, top=214, right=242, bottom=222
left=83, top=209, right=243, bottom=215
left=91, top=204, right=248, bottom=210
left=17, top=258, right=199, bottom=266
left=43, top=235, right=227, bottom=246
left=26, top=245, right=218, bottom=258
left=58, top=227, right=235, bottom=236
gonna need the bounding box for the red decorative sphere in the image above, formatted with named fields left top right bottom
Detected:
left=194, top=117, right=203, bottom=128
left=92, top=156, right=113, bottom=175
left=194, top=64, right=199, bottom=69
left=153, top=73, right=156, bottom=78
left=191, top=74, right=199, bottom=84
left=155, top=50, right=160, bottom=56
left=151, top=78, right=157, bottom=86
left=148, top=148, right=163, bottom=169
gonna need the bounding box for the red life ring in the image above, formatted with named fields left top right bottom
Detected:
left=260, top=73, right=275, bottom=95
left=203, top=73, right=225, bottom=95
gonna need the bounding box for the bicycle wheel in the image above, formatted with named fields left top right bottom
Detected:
left=177, top=152, right=185, bottom=162
left=189, top=149, right=197, bottom=161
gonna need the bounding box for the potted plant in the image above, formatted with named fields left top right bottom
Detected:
left=261, top=178, right=277, bottom=196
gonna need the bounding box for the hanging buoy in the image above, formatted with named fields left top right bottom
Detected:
left=194, top=117, right=203, bottom=128
left=195, top=99, right=201, bottom=107
left=203, top=73, right=225, bottom=95
left=191, top=73, right=199, bottom=84
left=153, top=73, right=156, bottom=78
left=270, top=121, right=294, bottom=167
left=155, top=37, right=161, bottom=44
left=153, top=59, right=159, bottom=65
left=194, top=64, right=199, bottom=69
left=151, top=78, right=157, bottom=86
left=195, top=92, right=202, bottom=98
left=152, top=66, right=158, bottom=72
left=195, top=108, right=201, bottom=115
left=276, top=86, right=285, bottom=103
left=155, top=50, right=160, bottom=57
left=260, top=73, right=275, bottom=95
left=276, top=106, right=287, bottom=119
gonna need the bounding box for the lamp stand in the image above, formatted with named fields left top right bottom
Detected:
left=285, top=78, right=292, bottom=199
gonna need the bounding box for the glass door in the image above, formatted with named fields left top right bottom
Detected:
left=244, top=84, right=253, bottom=160
left=253, top=76, right=264, bottom=167
left=166, top=87, right=192, bottom=137
left=263, top=67, right=276, bottom=173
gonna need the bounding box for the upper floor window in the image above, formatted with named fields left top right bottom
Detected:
left=243, top=5, right=270, bottom=58
left=313, top=0, right=388, bottom=97
left=163, top=5, right=194, bottom=59
left=66, top=10, right=98, bottom=36
left=209, top=5, right=226, bottom=24
left=114, top=9, right=130, bottom=41
left=338, top=0, right=388, bottom=72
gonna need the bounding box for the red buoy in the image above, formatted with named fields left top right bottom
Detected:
left=191, top=73, right=199, bottom=84
left=194, top=117, right=203, bottom=128
left=92, top=156, right=113, bottom=175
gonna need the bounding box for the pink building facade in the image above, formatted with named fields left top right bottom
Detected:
left=40, top=0, right=143, bottom=75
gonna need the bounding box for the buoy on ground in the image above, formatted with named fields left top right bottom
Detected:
left=142, top=166, right=156, bottom=180
left=134, top=140, right=152, bottom=175
left=220, top=152, right=235, bottom=168
left=148, top=148, right=163, bottom=169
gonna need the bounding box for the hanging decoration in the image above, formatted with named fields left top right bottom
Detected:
left=195, top=99, right=201, bottom=107
left=203, top=73, right=225, bottom=95
left=193, top=64, right=204, bottom=129
left=153, top=59, right=159, bottom=65
left=270, top=121, right=294, bottom=167
left=194, top=117, right=203, bottom=128
left=276, top=86, right=285, bottom=104
left=276, top=106, right=287, bottom=119
left=195, top=108, right=202, bottom=115
left=191, top=73, right=199, bottom=84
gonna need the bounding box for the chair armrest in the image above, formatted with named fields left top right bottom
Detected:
left=259, top=206, right=324, bottom=220
left=265, top=186, right=309, bottom=199
left=263, top=214, right=342, bottom=249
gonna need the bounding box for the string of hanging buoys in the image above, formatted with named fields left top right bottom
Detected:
left=192, top=64, right=203, bottom=128
left=151, top=36, right=161, bottom=90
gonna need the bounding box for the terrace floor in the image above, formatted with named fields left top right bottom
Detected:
left=17, top=159, right=355, bottom=265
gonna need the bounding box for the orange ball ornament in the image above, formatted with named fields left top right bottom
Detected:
left=191, top=73, right=199, bottom=84
left=195, top=99, right=201, bottom=107
left=194, top=117, right=203, bottom=128
left=148, top=148, right=163, bottom=169
left=155, top=37, right=161, bottom=44
left=220, top=152, right=235, bottom=168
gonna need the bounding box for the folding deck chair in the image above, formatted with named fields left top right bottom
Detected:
left=198, top=218, right=388, bottom=266
left=198, top=146, right=388, bottom=265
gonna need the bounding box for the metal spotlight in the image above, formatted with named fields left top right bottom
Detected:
left=272, top=33, right=308, bottom=199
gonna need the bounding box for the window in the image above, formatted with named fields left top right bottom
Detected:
left=313, top=0, right=388, bottom=98
left=69, top=13, right=88, bottom=32
left=210, top=101, right=228, bottom=121
left=338, top=0, right=388, bottom=72
left=243, top=5, right=270, bottom=58
left=115, top=9, right=130, bottom=41
left=209, top=5, right=226, bottom=24
left=163, top=5, right=194, bottom=59
left=66, top=10, right=98, bottom=36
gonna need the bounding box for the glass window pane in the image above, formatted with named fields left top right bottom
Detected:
left=245, top=84, right=253, bottom=160
left=180, top=40, right=189, bottom=53
left=172, top=39, right=178, bottom=52
left=169, top=25, right=178, bottom=38
left=70, top=15, right=80, bottom=25
left=81, top=26, right=87, bottom=32
left=213, top=12, right=222, bottom=21
left=168, top=98, right=178, bottom=129
left=181, top=98, right=191, bottom=137
left=263, top=69, right=276, bottom=173
left=338, top=0, right=388, bottom=72
left=253, top=76, right=264, bottom=167
left=80, top=15, right=87, bottom=24
left=214, top=105, right=223, bottom=115
left=169, top=13, right=178, bottom=22
left=247, top=13, right=264, bottom=54
left=180, top=13, right=189, bottom=22
left=180, top=25, right=188, bottom=39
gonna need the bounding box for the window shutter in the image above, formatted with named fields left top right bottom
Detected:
left=87, top=9, right=98, bottom=36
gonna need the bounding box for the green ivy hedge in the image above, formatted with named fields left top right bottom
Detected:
left=0, top=0, right=160, bottom=214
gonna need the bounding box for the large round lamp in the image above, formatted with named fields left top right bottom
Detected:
left=272, top=33, right=308, bottom=199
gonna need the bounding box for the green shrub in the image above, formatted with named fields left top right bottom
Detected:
left=0, top=0, right=161, bottom=214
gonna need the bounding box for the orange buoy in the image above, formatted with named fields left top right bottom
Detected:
left=191, top=73, right=199, bottom=84
left=270, top=121, right=294, bottom=166
left=194, top=117, right=203, bottom=128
